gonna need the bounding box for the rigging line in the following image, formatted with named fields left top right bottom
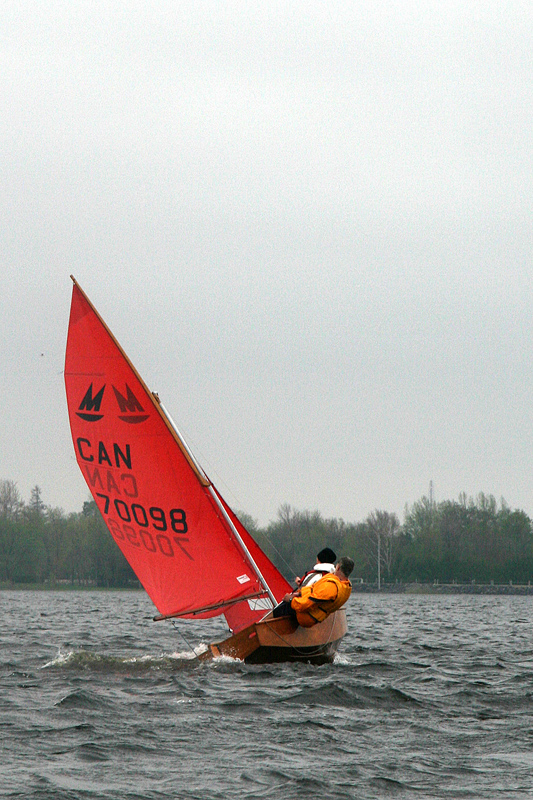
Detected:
left=171, top=620, right=200, bottom=661
left=252, top=529, right=299, bottom=581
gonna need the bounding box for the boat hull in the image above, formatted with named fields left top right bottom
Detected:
left=199, top=609, right=347, bottom=665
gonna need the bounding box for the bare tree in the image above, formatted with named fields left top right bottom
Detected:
left=0, top=480, right=24, bottom=581
left=0, top=480, right=23, bottom=520
left=366, top=510, right=400, bottom=588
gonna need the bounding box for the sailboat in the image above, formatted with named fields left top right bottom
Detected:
left=64, top=278, right=348, bottom=664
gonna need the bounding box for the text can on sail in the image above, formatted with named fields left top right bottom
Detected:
left=64, top=277, right=349, bottom=663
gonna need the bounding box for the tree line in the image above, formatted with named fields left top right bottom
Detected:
left=0, top=481, right=136, bottom=587
left=1, top=479, right=532, bottom=587
left=253, top=494, right=533, bottom=586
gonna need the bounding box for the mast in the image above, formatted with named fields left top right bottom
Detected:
left=158, top=401, right=277, bottom=607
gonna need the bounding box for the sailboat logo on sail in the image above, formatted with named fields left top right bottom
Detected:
left=76, top=383, right=149, bottom=424
left=112, top=384, right=149, bottom=424
left=76, top=383, right=105, bottom=421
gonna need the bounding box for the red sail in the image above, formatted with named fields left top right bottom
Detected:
left=64, top=280, right=289, bottom=622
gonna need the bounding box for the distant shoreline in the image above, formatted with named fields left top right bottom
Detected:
left=351, top=582, right=533, bottom=595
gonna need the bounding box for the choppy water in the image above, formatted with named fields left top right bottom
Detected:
left=1, top=590, right=533, bottom=799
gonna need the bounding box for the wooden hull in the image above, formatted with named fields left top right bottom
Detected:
left=199, top=609, right=347, bottom=665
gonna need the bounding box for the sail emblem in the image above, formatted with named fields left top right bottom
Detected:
left=76, top=383, right=105, bottom=421
left=112, top=384, right=149, bottom=424
left=76, top=383, right=149, bottom=424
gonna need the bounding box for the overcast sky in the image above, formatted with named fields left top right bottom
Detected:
left=1, top=1, right=532, bottom=526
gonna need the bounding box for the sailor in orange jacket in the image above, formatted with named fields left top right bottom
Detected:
left=273, top=557, right=354, bottom=627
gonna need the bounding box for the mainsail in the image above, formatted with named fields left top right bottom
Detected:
left=64, top=279, right=291, bottom=629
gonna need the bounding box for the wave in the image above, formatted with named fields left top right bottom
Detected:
left=42, top=646, right=208, bottom=673
left=54, top=688, right=107, bottom=710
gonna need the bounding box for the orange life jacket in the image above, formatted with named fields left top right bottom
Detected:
left=291, top=574, right=352, bottom=628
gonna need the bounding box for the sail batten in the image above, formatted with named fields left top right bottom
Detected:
left=64, top=279, right=292, bottom=626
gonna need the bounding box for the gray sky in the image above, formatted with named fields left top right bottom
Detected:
left=1, top=1, right=532, bottom=526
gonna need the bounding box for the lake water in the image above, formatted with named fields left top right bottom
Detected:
left=1, top=590, right=533, bottom=799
